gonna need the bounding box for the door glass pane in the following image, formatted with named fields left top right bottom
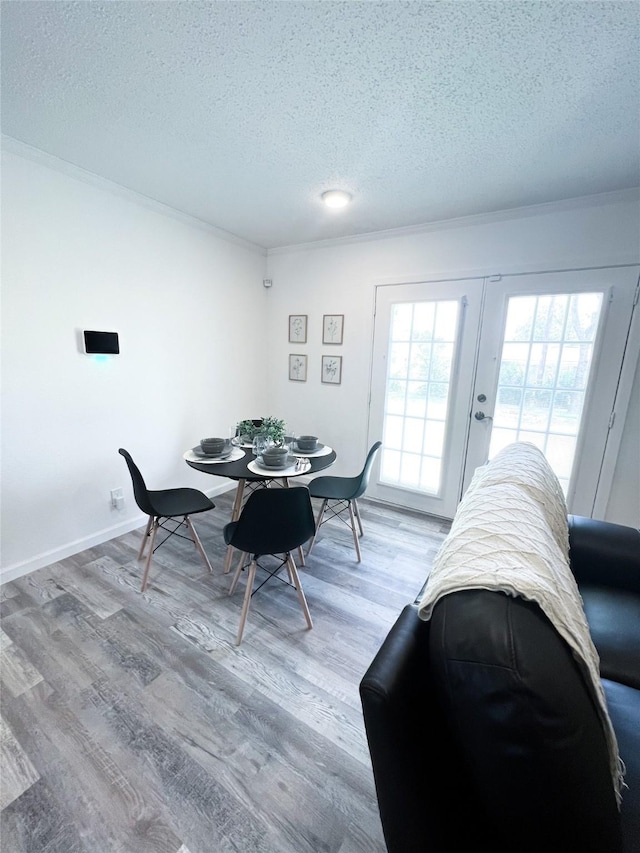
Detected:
left=380, top=299, right=459, bottom=496
left=489, top=292, right=603, bottom=495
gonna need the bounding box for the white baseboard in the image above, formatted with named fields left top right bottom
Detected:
left=0, top=481, right=234, bottom=586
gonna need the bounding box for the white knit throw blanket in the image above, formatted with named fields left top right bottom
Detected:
left=417, top=442, right=624, bottom=804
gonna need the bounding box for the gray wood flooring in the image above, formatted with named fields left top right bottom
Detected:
left=1, top=490, right=450, bottom=853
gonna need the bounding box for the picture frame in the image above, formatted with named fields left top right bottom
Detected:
left=322, top=314, right=344, bottom=345
left=321, top=355, right=342, bottom=385
left=289, top=353, right=308, bottom=382
left=289, top=314, right=308, bottom=344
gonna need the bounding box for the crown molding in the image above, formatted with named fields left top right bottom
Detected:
left=1, top=135, right=267, bottom=256
left=268, top=187, right=640, bottom=255
left=4, top=135, right=637, bottom=257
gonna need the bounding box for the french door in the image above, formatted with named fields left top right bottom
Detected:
left=368, top=279, right=483, bottom=517
left=368, top=267, right=638, bottom=519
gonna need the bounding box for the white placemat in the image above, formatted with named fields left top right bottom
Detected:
left=289, top=443, right=333, bottom=458
left=247, top=458, right=311, bottom=477
left=183, top=447, right=245, bottom=464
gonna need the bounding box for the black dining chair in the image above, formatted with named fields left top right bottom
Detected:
left=307, top=441, right=382, bottom=562
left=118, top=448, right=215, bottom=592
left=224, top=486, right=315, bottom=645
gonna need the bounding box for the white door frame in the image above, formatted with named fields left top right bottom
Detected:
left=367, top=278, right=483, bottom=518
left=462, top=267, right=639, bottom=516
left=367, top=265, right=639, bottom=520
left=593, top=274, right=640, bottom=518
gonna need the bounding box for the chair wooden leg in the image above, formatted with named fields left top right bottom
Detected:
left=287, top=554, right=313, bottom=630
left=138, top=516, right=152, bottom=560
left=229, top=551, right=247, bottom=595
left=236, top=559, right=257, bottom=645
left=353, top=498, right=364, bottom=537
left=224, top=544, right=235, bottom=574
left=307, top=499, right=327, bottom=555
left=348, top=502, right=362, bottom=562
left=140, top=518, right=159, bottom=592
left=185, top=517, right=213, bottom=573
left=279, top=478, right=303, bottom=565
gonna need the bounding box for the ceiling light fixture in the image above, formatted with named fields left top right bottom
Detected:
left=321, top=189, right=352, bottom=209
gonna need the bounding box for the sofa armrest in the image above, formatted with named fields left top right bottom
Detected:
left=359, top=605, right=435, bottom=853
left=568, top=515, right=640, bottom=594
left=359, top=605, right=491, bottom=853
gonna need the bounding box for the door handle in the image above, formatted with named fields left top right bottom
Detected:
left=474, top=411, right=493, bottom=421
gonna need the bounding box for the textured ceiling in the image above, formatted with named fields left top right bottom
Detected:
left=2, top=1, right=639, bottom=249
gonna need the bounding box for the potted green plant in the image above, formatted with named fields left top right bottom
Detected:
left=236, top=419, right=260, bottom=443
left=261, top=416, right=286, bottom=445
left=235, top=416, right=287, bottom=445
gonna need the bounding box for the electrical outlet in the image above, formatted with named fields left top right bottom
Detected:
left=110, top=487, right=124, bottom=510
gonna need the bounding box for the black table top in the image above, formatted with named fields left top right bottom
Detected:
left=185, top=447, right=337, bottom=482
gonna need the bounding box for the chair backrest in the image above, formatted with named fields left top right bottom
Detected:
left=118, top=448, right=155, bottom=516
left=352, top=441, right=383, bottom=499
left=228, top=486, right=315, bottom=556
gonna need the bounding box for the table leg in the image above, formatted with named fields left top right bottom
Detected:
left=225, top=479, right=246, bottom=574
left=231, top=479, right=246, bottom=521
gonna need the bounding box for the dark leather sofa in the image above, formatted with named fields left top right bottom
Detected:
left=360, top=515, right=640, bottom=853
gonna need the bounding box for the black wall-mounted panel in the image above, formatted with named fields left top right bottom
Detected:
left=83, top=330, right=120, bottom=354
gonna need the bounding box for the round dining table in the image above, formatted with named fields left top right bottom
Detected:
left=185, top=443, right=337, bottom=572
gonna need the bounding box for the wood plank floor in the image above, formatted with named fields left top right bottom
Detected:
left=1, top=491, right=450, bottom=853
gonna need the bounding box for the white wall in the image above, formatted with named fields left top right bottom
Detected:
left=3, top=158, right=637, bottom=584
left=266, top=191, right=640, bottom=521
left=1, top=149, right=268, bottom=580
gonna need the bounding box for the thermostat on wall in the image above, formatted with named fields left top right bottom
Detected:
left=83, top=330, right=120, bottom=354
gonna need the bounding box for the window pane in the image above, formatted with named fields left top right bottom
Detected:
left=423, top=420, right=445, bottom=457
left=386, top=381, right=406, bottom=415
left=412, top=303, right=435, bottom=340
left=494, top=386, right=522, bottom=428
left=533, top=295, right=567, bottom=341
left=406, top=381, right=427, bottom=417
left=435, top=302, right=458, bottom=341
left=389, top=343, right=410, bottom=379
left=408, top=343, right=431, bottom=380
left=545, top=434, right=576, bottom=479
left=504, top=296, right=535, bottom=341
left=549, top=390, right=585, bottom=434
left=499, top=343, right=528, bottom=386
left=420, top=457, right=441, bottom=493
left=489, top=427, right=519, bottom=458
left=521, top=389, right=553, bottom=430
left=557, top=343, right=593, bottom=390
left=391, top=304, right=412, bottom=340
left=400, top=453, right=421, bottom=487
left=492, top=291, right=603, bottom=495
left=431, top=343, right=454, bottom=381
left=427, top=383, right=449, bottom=420
left=565, top=293, right=602, bottom=342
left=380, top=299, right=459, bottom=497
left=527, top=343, right=560, bottom=388
left=518, top=431, right=547, bottom=451
left=403, top=418, right=424, bottom=453
left=384, top=415, right=404, bottom=449
left=381, top=449, right=401, bottom=482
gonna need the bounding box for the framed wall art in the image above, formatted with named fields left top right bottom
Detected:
left=322, top=314, right=344, bottom=345
left=289, top=354, right=308, bottom=382
left=321, top=355, right=342, bottom=385
left=289, top=314, right=308, bottom=343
